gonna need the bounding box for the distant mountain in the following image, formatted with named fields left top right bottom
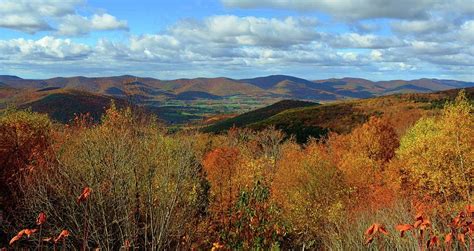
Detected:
left=1, top=74, right=473, bottom=125
left=240, top=75, right=315, bottom=89
left=169, top=77, right=265, bottom=96
left=313, top=77, right=474, bottom=97
left=1, top=75, right=472, bottom=103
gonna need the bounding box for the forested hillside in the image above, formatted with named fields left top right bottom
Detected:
left=0, top=89, right=472, bottom=250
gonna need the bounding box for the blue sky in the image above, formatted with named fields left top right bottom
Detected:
left=0, top=0, right=473, bottom=81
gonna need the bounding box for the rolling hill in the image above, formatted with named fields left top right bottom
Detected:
left=204, top=87, right=474, bottom=143
left=1, top=75, right=472, bottom=103
left=1, top=74, right=472, bottom=125
left=19, top=90, right=129, bottom=123
left=203, top=99, right=318, bottom=133
left=15, top=90, right=205, bottom=124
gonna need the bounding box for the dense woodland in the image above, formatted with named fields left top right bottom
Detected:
left=0, top=90, right=472, bottom=250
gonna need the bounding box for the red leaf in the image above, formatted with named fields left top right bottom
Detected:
left=54, top=230, right=70, bottom=243
left=395, top=224, right=413, bottom=238
left=414, top=220, right=422, bottom=228
left=444, top=233, right=453, bottom=244
left=36, top=212, right=47, bottom=225
left=365, top=224, right=377, bottom=236
left=9, top=229, right=37, bottom=246
left=9, top=235, right=21, bottom=246
left=427, top=235, right=439, bottom=248
left=415, top=213, right=424, bottom=222
left=24, top=229, right=37, bottom=237
left=77, top=187, right=92, bottom=204
left=378, top=226, right=389, bottom=235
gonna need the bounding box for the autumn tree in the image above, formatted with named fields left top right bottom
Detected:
left=397, top=90, right=473, bottom=204
left=225, top=180, right=284, bottom=250
left=202, top=147, right=244, bottom=231
left=0, top=108, right=53, bottom=217
left=201, top=129, right=286, bottom=249
left=272, top=142, right=347, bottom=248
left=326, top=116, right=400, bottom=210
left=19, top=103, right=204, bottom=250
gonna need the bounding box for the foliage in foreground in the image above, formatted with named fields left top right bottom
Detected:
left=0, top=91, right=472, bottom=250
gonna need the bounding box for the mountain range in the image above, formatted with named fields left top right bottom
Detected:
left=1, top=75, right=473, bottom=102
left=1, top=74, right=473, bottom=124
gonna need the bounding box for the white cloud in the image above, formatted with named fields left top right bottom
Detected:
left=1, top=12, right=473, bottom=81
left=0, top=0, right=128, bottom=35
left=0, top=36, right=91, bottom=60
left=398, top=62, right=416, bottom=70
left=329, top=33, right=404, bottom=49
left=0, top=0, right=81, bottom=33
left=169, top=15, right=318, bottom=48
left=391, top=19, right=450, bottom=35
left=58, top=14, right=129, bottom=35
left=0, top=14, right=52, bottom=33
left=408, top=41, right=461, bottom=55
left=370, top=50, right=383, bottom=61
left=57, top=15, right=90, bottom=36
left=222, top=0, right=438, bottom=20
left=90, top=14, right=129, bottom=31
left=460, top=20, right=474, bottom=42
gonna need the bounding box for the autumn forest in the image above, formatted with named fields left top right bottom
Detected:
left=0, top=89, right=472, bottom=250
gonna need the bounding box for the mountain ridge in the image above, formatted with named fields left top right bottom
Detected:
left=1, top=74, right=472, bottom=102
left=1, top=74, right=473, bottom=125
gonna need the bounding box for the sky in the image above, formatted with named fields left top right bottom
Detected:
left=0, top=0, right=473, bottom=81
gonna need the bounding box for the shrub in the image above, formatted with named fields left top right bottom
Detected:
left=0, top=108, right=53, bottom=221
left=397, top=90, right=473, bottom=204
left=326, top=116, right=400, bottom=211
left=271, top=142, right=348, bottom=248
left=18, top=104, right=204, bottom=250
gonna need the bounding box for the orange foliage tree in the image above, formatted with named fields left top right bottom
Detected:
left=326, top=116, right=400, bottom=211
left=202, top=147, right=244, bottom=230
left=0, top=108, right=53, bottom=215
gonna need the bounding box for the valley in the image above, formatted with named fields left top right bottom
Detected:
left=1, top=74, right=473, bottom=125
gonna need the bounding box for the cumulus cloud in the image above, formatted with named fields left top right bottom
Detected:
left=0, top=0, right=128, bottom=34
left=91, top=14, right=128, bottom=31
left=407, top=41, right=462, bottom=56
left=391, top=19, right=450, bottom=35
left=370, top=50, right=383, bottom=61
left=58, top=14, right=129, bottom=35
left=0, top=36, right=91, bottom=60
left=221, top=0, right=437, bottom=20
left=1, top=11, right=473, bottom=81
left=329, top=33, right=404, bottom=49
left=169, top=15, right=318, bottom=48
left=460, top=20, right=474, bottom=42
left=0, top=0, right=81, bottom=33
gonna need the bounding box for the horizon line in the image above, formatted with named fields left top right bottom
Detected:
left=1, top=74, right=472, bottom=83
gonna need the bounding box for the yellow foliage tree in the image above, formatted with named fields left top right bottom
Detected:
left=397, top=90, right=473, bottom=203
left=272, top=142, right=347, bottom=246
